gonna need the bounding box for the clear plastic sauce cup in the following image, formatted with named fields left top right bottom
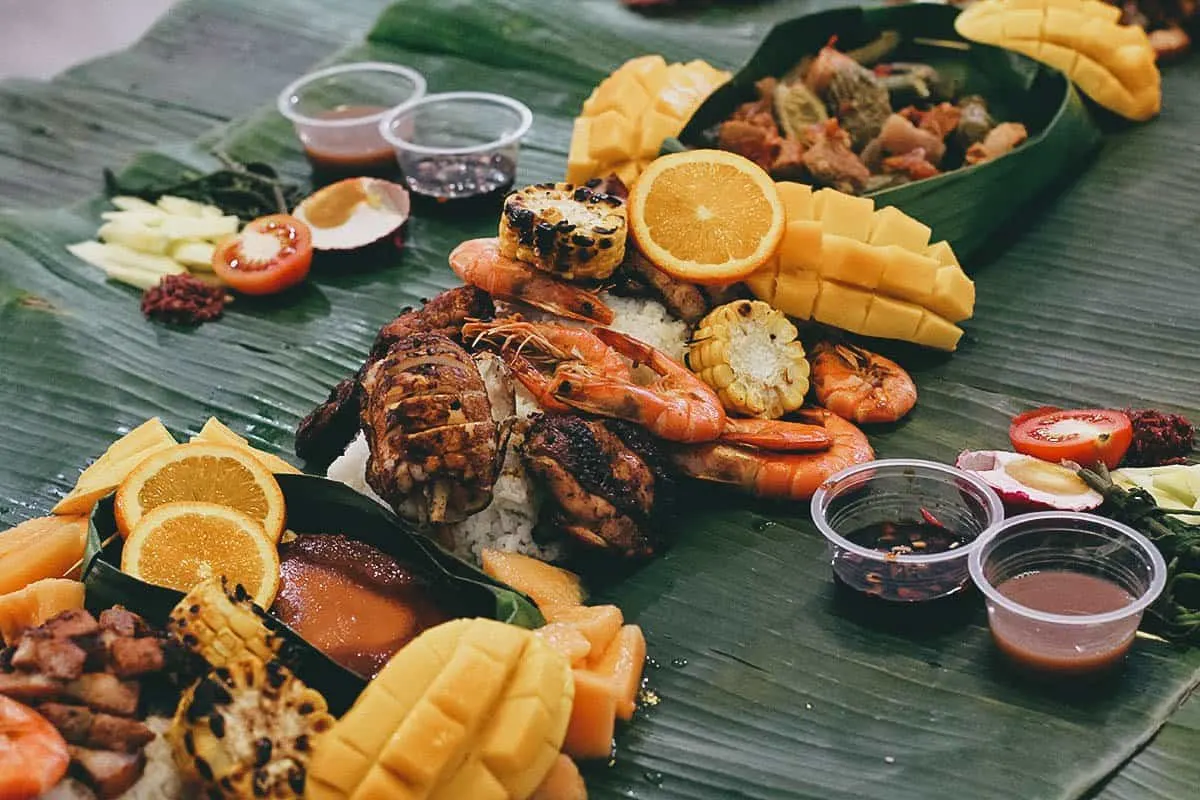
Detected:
left=278, top=62, right=427, bottom=176
left=968, top=512, right=1166, bottom=677
left=378, top=92, right=533, bottom=201
left=811, top=459, right=1005, bottom=602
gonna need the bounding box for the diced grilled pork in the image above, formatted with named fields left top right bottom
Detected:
left=43, top=610, right=100, bottom=640
left=108, top=637, right=164, bottom=678
left=39, top=703, right=155, bottom=752
left=64, top=674, right=139, bottom=717
left=0, top=669, right=61, bottom=700
left=68, top=746, right=145, bottom=799
left=97, top=608, right=143, bottom=639
left=11, top=635, right=88, bottom=680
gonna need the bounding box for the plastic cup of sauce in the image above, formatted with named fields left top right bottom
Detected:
left=968, top=512, right=1166, bottom=678
left=811, top=459, right=1005, bottom=602
left=378, top=92, right=532, bottom=202
left=278, top=62, right=427, bottom=177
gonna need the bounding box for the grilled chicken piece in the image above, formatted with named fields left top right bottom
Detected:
left=64, top=674, right=140, bottom=717
left=294, top=287, right=495, bottom=469
left=614, top=250, right=710, bottom=325
left=38, top=703, right=155, bottom=752
left=522, top=415, right=676, bottom=559
left=0, top=669, right=60, bottom=700
left=361, top=331, right=501, bottom=523
left=68, top=746, right=145, bottom=799
left=11, top=635, right=88, bottom=680
left=107, top=637, right=164, bottom=678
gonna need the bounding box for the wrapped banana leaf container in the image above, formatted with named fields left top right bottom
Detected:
left=81, top=474, right=543, bottom=714
left=665, top=3, right=1102, bottom=261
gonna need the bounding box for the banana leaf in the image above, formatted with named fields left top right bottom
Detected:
left=81, top=475, right=542, bottom=714
left=664, top=3, right=1101, bottom=260
left=1, top=0, right=1198, bottom=798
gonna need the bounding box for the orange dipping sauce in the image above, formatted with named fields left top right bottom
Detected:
left=271, top=534, right=449, bottom=677
left=302, top=105, right=399, bottom=177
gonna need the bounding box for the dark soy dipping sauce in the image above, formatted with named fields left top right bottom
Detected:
left=304, top=105, right=399, bottom=178
left=846, top=520, right=973, bottom=556
left=405, top=153, right=515, bottom=203
left=991, top=571, right=1136, bottom=676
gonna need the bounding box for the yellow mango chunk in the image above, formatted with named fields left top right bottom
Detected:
left=530, top=755, right=587, bottom=800
left=812, top=281, right=873, bottom=333
left=587, top=110, right=635, bottom=164
left=544, top=605, right=624, bottom=656
left=481, top=549, right=584, bottom=613
left=0, top=578, right=86, bottom=645
left=868, top=205, right=931, bottom=252
left=915, top=311, right=965, bottom=351
left=1002, top=8, right=1044, bottom=39
left=587, top=71, right=645, bottom=118
left=925, top=240, right=960, bottom=267
left=1038, top=40, right=1079, bottom=74
left=562, top=670, right=617, bottom=762
left=536, top=623, right=592, bottom=667
left=862, top=296, right=924, bottom=343
left=743, top=257, right=780, bottom=305
left=612, top=160, right=641, bottom=187
left=926, top=266, right=977, bottom=323
left=566, top=118, right=599, bottom=186
left=192, top=417, right=301, bottom=474
left=877, top=246, right=939, bottom=304
left=776, top=181, right=815, bottom=221
left=776, top=220, right=823, bottom=272
left=820, top=236, right=888, bottom=289
left=628, top=54, right=669, bottom=96
left=308, top=619, right=574, bottom=800
left=1044, top=7, right=1085, bottom=49
left=0, top=516, right=89, bottom=595
left=53, top=417, right=177, bottom=515
left=813, top=189, right=874, bottom=241
left=771, top=270, right=822, bottom=320
left=585, top=624, right=646, bottom=721
left=638, top=110, right=682, bottom=160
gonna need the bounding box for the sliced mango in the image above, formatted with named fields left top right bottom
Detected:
left=0, top=516, right=89, bottom=595
left=191, top=417, right=301, bottom=475
left=821, top=236, right=888, bottom=289
left=868, top=205, right=931, bottom=252
left=481, top=549, right=584, bottom=613
left=0, top=578, right=86, bottom=645
left=544, top=605, right=624, bottom=657
left=955, top=0, right=1161, bottom=121
left=814, top=189, right=874, bottom=241
left=566, top=55, right=730, bottom=185
left=772, top=270, right=822, bottom=320
left=53, top=417, right=177, bottom=515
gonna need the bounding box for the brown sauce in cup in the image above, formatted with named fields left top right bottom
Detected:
left=303, top=105, right=398, bottom=176
left=271, top=533, right=449, bottom=677
left=990, top=571, right=1135, bottom=676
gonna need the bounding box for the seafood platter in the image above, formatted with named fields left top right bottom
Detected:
left=0, top=0, right=1197, bottom=798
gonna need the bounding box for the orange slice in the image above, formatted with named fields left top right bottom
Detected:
left=628, top=149, right=785, bottom=284
left=120, top=502, right=281, bottom=607
left=115, top=442, right=286, bottom=542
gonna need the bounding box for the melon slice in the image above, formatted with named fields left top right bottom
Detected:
left=0, top=579, right=85, bottom=644
left=545, top=604, right=624, bottom=657
left=481, top=549, right=584, bottom=613
left=191, top=417, right=301, bottom=475
left=0, top=516, right=89, bottom=595
left=535, top=622, right=592, bottom=667
left=562, top=669, right=618, bottom=761
left=586, top=624, right=647, bottom=721
left=53, top=417, right=177, bottom=516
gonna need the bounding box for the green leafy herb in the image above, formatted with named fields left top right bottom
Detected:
left=103, top=152, right=303, bottom=221
left=1079, top=463, right=1200, bottom=644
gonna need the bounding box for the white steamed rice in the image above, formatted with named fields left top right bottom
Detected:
left=325, top=293, right=690, bottom=565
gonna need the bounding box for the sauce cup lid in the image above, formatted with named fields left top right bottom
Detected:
left=277, top=62, right=428, bottom=128
left=378, top=91, right=533, bottom=156
left=809, top=458, right=1005, bottom=566
left=967, top=511, right=1168, bottom=626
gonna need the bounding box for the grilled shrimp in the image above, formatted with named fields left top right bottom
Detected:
left=671, top=411, right=874, bottom=501
left=809, top=342, right=917, bottom=424
left=449, top=238, right=614, bottom=324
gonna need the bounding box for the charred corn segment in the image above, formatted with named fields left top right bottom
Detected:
left=498, top=183, right=628, bottom=280
left=955, top=0, right=1160, bottom=121
left=566, top=56, right=730, bottom=186
left=168, top=577, right=281, bottom=668
left=169, top=656, right=335, bottom=799
left=688, top=300, right=809, bottom=419
left=306, top=618, right=574, bottom=800
left=747, top=186, right=973, bottom=350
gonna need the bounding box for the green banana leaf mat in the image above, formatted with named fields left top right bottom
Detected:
left=1, top=0, right=1198, bottom=797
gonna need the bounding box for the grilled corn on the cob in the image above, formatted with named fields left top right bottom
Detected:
left=169, top=656, right=335, bottom=799
left=499, top=183, right=627, bottom=280
left=687, top=300, right=810, bottom=419
left=168, top=577, right=280, bottom=669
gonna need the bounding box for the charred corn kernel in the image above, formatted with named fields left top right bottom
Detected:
left=306, top=619, right=573, bottom=800
left=169, top=656, right=335, bottom=799
left=168, top=577, right=280, bottom=668
left=955, top=0, right=1160, bottom=121
left=688, top=300, right=810, bottom=419
left=498, top=183, right=627, bottom=280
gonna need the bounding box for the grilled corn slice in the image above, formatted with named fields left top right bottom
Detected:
left=687, top=300, right=810, bottom=419
left=168, top=577, right=281, bottom=669
left=169, top=656, right=335, bottom=799
left=499, top=183, right=627, bottom=280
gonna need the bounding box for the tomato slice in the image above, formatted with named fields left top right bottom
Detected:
left=1009, top=408, right=1133, bottom=469
left=0, top=695, right=69, bottom=800
left=212, top=214, right=313, bottom=296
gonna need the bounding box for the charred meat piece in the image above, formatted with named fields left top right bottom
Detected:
left=98, top=608, right=144, bottom=639
left=882, top=148, right=940, bottom=181
left=108, top=637, right=165, bottom=679
left=43, top=610, right=100, bottom=640
left=802, top=119, right=870, bottom=195
left=64, top=674, right=140, bottom=717
left=955, top=95, right=995, bottom=150
left=805, top=44, right=891, bottom=149
left=11, top=635, right=88, bottom=680
left=294, top=287, right=495, bottom=469
left=612, top=250, right=710, bottom=325
left=522, top=415, right=676, bottom=559
left=719, top=118, right=783, bottom=173
left=0, top=669, right=61, bottom=701
left=38, top=703, right=155, bottom=753
left=361, top=331, right=501, bottom=524
left=965, top=122, right=1029, bottom=165
left=68, top=746, right=145, bottom=799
